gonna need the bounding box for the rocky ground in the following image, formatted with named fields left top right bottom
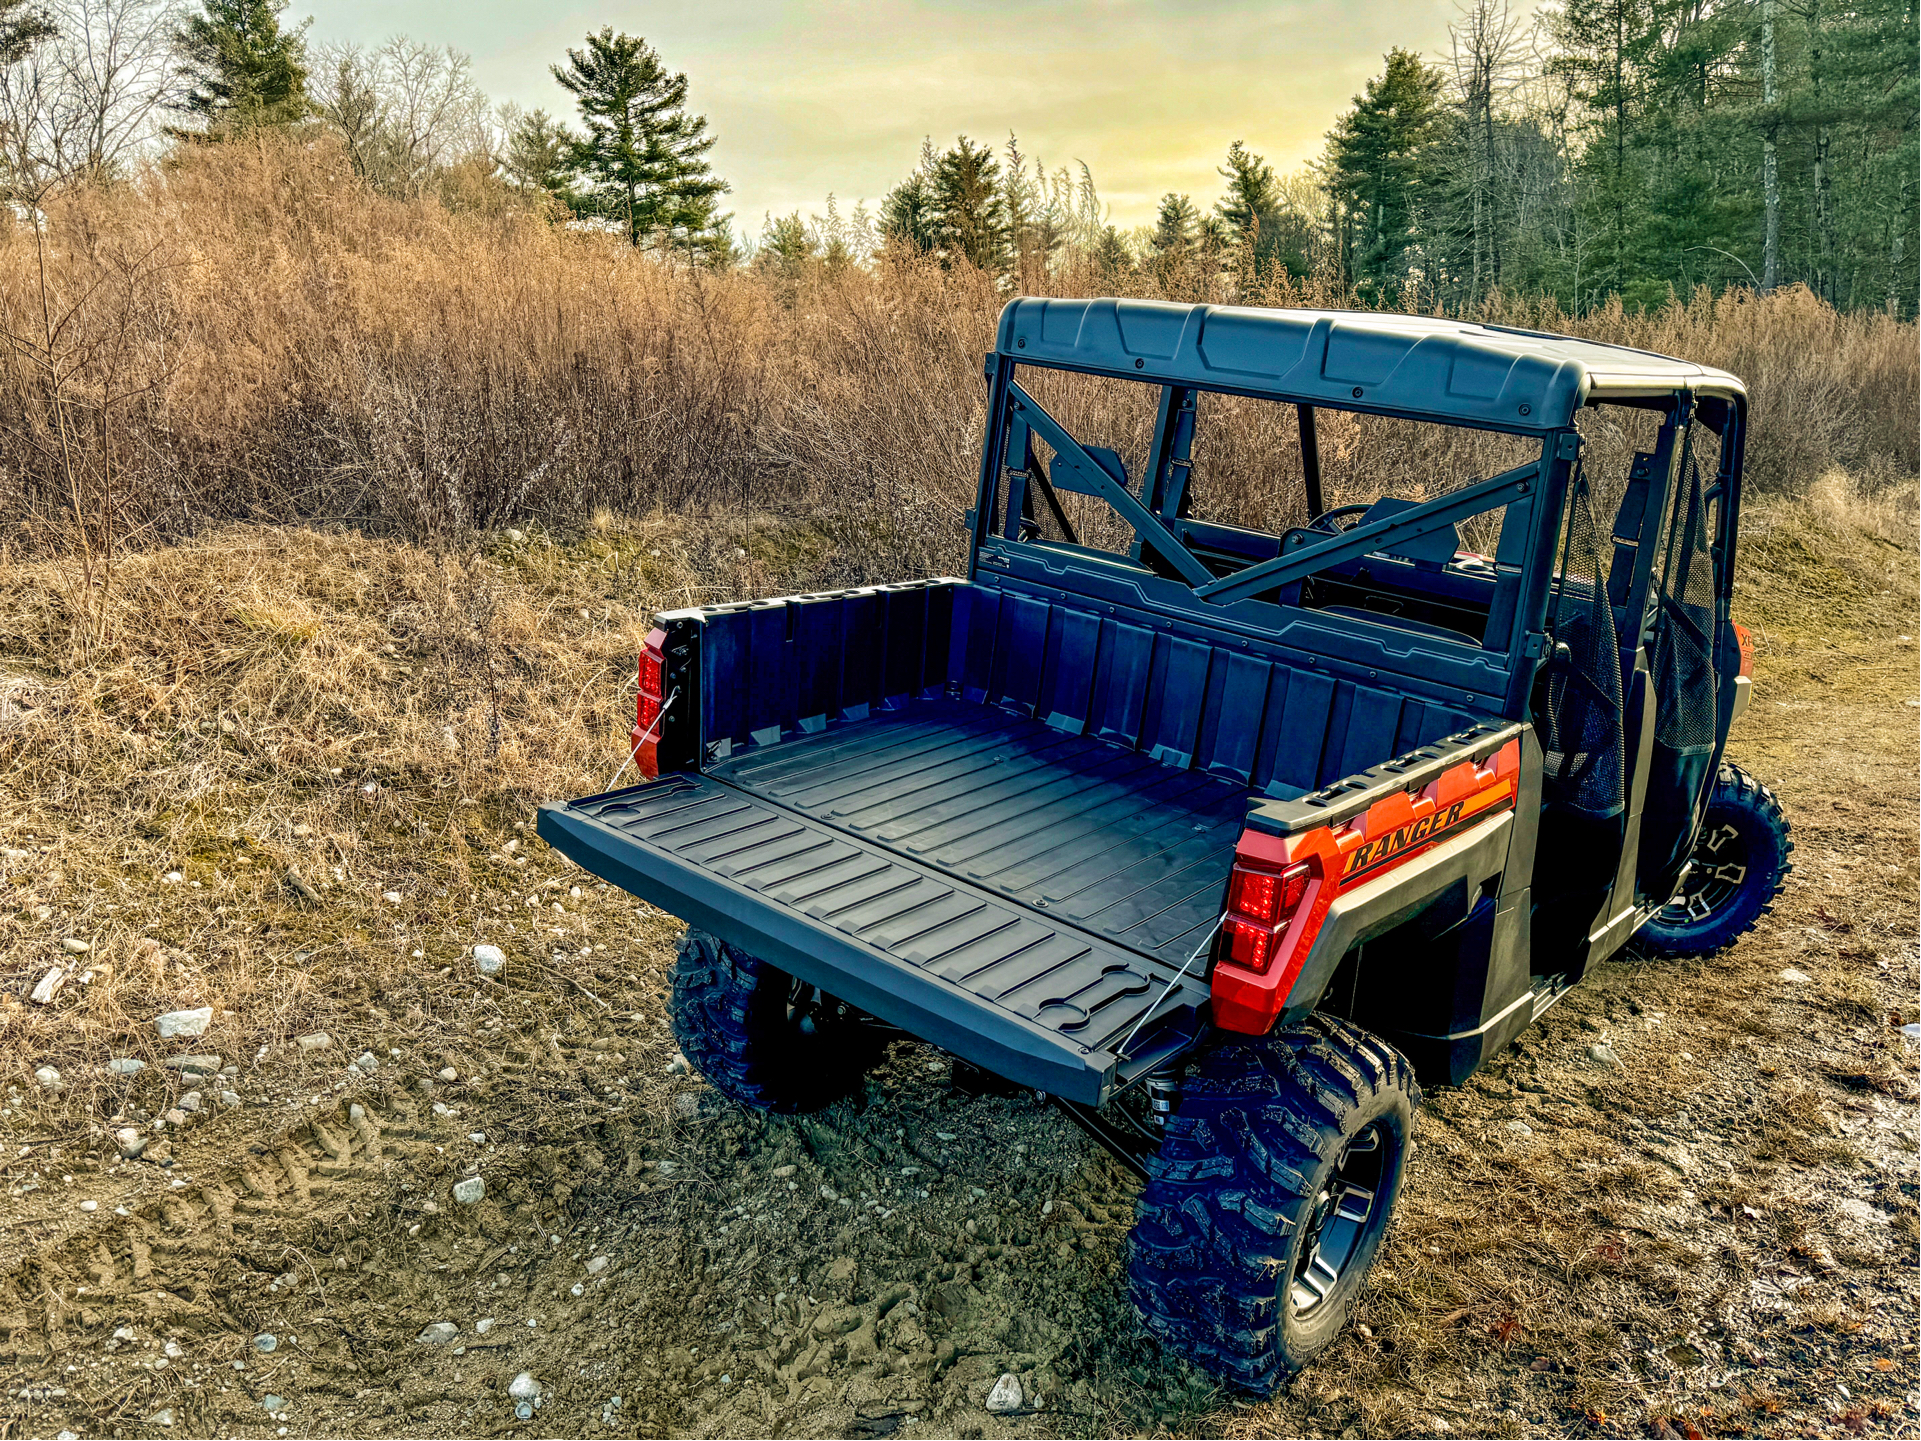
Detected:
left=0, top=497, right=1914, bottom=1440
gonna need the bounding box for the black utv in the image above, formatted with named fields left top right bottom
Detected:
left=540, top=299, right=1792, bottom=1389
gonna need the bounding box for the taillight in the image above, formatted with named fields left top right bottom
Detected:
left=633, top=627, right=668, bottom=780
left=1220, top=859, right=1312, bottom=974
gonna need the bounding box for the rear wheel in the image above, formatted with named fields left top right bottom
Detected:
left=668, top=930, right=884, bottom=1113
left=1637, top=763, right=1792, bottom=958
left=1126, top=1016, right=1419, bottom=1392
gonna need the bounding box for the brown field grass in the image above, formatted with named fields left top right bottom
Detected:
left=0, top=484, right=1913, bottom=1438
left=0, top=135, right=1913, bottom=572
left=0, top=134, right=1915, bottom=1440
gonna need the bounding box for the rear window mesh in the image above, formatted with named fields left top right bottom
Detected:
left=1650, top=433, right=1720, bottom=754
left=1540, top=461, right=1626, bottom=818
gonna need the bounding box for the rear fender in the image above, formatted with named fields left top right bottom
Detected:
left=1211, top=739, right=1521, bottom=1033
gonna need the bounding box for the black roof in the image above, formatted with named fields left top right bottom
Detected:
left=995, top=298, right=1745, bottom=431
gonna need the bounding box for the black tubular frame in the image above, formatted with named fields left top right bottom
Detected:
left=975, top=354, right=1581, bottom=726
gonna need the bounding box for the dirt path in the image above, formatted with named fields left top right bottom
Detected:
left=0, top=505, right=1913, bottom=1440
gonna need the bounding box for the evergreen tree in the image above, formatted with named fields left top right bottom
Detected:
left=1324, top=48, right=1449, bottom=302
left=879, top=165, right=937, bottom=257
left=0, top=0, right=54, bottom=68
left=503, top=107, right=576, bottom=201
left=927, top=135, right=1007, bottom=271
left=169, top=0, right=308, bottom=137
left=1151, top=192, right=1199, bottom=258
left=551, top=28, right=729, bottom=251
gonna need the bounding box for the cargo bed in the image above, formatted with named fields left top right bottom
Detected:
left=537, top=697, right=1229, bottom=1104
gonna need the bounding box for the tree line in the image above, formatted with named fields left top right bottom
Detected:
left=0, top=0, right=1910, bottom=314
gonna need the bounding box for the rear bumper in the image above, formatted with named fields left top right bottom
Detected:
left=537, top=776, right=1211, bottom=1106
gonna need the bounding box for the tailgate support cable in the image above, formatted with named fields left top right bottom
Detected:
left=1116, top=913, right=1224, bottom=1062
left=604, top=686, right=679, bottom=792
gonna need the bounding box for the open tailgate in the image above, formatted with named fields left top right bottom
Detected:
left=537, top=774, right=1212, bottom=1105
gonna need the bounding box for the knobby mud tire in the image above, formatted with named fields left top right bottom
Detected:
left=668, top=930, right=884, bottom=1114
left=1126, top=1015, right=1419, bottom=1392
left=1636, top=762, right=1793, bottom=959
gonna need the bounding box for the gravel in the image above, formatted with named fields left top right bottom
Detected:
left=452, top=1176, right=485, bottom=1205
left=473, top=944, right=506, bottom=976
left=106, top=1057, right=144, bottom=1076
left=254, top=1334, right=278, bottom=1353
left=415, top=1322, right=459, bottom=1345
left=154, top=1007, right=213, bottom=1039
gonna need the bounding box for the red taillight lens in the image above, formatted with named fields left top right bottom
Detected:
left=633, top=628, right=668, bottom=780
left=1223, top=916, right=1275, bottom=971
left=1228, top=867, right=1279, bottom=922
left=1220, top=860, right=1313, bottom=973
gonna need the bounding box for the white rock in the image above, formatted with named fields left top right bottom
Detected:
left=438, top=1067, right=458, bottom=1082
left=107, top=1057, right=144, bottom=1075
left=33, top=1065, right=61, bottom=1091
left=29, top=967, right=64, bottom=1004
left=61, top=937, right=90, bottom=954
left=78, top=1199, right=96, bottom=1212
left=416, top=1322, right=459, bottom=1345
left=0, top=847, right=28, bottom=860
left=453, top=1176, right=486, bottom=1205
left=508, top=1372, right=542, bottom=1401
left=154, top=1007, right=213, bottom=1039
left=1780, top=967, right=1812, bottom=984
left=585, top=1255, right=609, bottom=1274
left=220, top=1090, right=242, bottom=1108
left=178, top=1091, right=202, bottom=1113
left=468, top=1131, right=486, bottom=1144
left=473, top=944, right=506, bottom=976
left=161, top=871, right=184, bottom=883
left=382, top=890, right=403, bottom=904
left=1506, top=1120, right=1534, bottom=1136
left=985, top=1372, right=1024, bottom=1413
left=1588, top=1042, right=1623, bottom=1069
left=474, top=1317, right=496, bottom=1335
left=254, top=1333, right=277, bottom=1353
left=353, top=1051, right=378, bottom=1072
left=114, top=1127, right=147, bottom=1158
left=163, top=1108, right=187, bottom=1126
left=295, top=1032, right=332, bottom=1051
left=505, top=528, right=525, bottom=543
left=149, top=1407, right=174, bottom=1427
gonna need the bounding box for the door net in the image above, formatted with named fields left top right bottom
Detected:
left=1540, top=461, right=1626, bottom=818
left=1649, top=433, right=1720, bottom=755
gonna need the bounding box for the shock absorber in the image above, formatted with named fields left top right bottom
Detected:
left=1145, top=1068, right=1182, bottom=1128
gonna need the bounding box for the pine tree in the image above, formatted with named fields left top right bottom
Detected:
left=552, top=28, right=729, bottom=251
left=927, top=136, right=1007, bottom=272
left=879, top=168, right=937, bottom=257
left=169, top=0, right=309, bottom=138
left=0, top=0, right=54, bottom=67
left=503, top=108, right=576, bottom=201
left=1324, top=48, right=1449, bottom=303
left=1151, top=192, right=1199, bottom=258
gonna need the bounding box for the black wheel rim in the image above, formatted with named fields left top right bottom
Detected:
left=1659, top=819, right=1749, bottom=925
left=1289, top=1122, right=1390, bottom=1318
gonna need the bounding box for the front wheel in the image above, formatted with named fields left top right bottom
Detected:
left=668, top=930, right=884, bottom=1113
left=1126, top=1016, right=1419, bottom=1392
left=1637, top=763, right=1792, bottom=959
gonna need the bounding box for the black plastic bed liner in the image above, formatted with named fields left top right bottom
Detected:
left=537, top=701, right=1234, bottom=1104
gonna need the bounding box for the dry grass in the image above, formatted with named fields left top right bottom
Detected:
left=0, top=135, right=1912, bottom=574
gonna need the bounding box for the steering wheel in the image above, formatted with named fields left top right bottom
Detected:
left=1307, top=504, right=1372, bottom=535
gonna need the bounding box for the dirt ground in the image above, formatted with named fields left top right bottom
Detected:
left=0, top=491, right=1914, bottom=1440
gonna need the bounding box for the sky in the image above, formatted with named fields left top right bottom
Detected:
left=306, top=0, right=1481, bottom=238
